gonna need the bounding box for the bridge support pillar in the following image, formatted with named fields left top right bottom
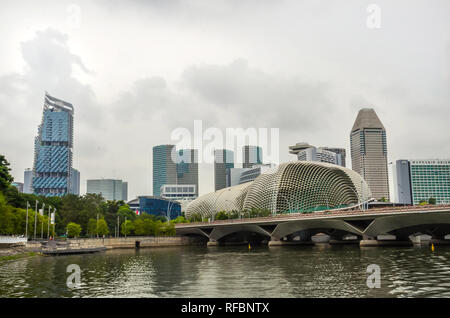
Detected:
left=360, top=235, right=412, bottom=247
left=268, top=237, right=313, bottom=247
left=207, top=240, right=219, bottom=247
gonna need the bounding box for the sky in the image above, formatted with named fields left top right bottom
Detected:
left=0, top=0, right=449, bottom=201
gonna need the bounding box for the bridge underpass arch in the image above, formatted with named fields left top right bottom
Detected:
left=363, top=213, right=450, bottom=238
left=383, top=223, right=450, bottom=240
left=209, top=224, right=272, bottom=243
left=270, top=219, right=363, bottom=241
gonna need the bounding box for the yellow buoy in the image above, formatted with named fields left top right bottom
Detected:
left=431, top=243, right=435, bottom=252
left=248, top=243, right=251, bottom=250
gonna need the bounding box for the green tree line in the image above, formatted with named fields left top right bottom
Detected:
left=0, top=154, right=187, bottom=238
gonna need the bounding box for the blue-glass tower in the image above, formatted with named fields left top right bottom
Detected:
left=153, top=145, right=199, bottom=197
left=32, top=93, right=75, bottom=197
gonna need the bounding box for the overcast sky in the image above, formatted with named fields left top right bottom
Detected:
left=0, top=0, right=449, bottom=200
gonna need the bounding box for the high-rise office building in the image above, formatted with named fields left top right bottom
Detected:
left=153, top=145, right=199, bottom=197
left=243, top=145, right=262, bottom=168
left=226, top=164, right=276, bottom=187
left=24, top=168, right=33, bottom=194
left=350, top=108, right=389, bottom=201
left=214, top=149, right=234, bottom=191
left=289, top=142, right=344, bottom=167
left=70, top=168, right=80, bottom=196
left=122, top=182, right=128, bottom=202
left=393, top=160, right=413, bottom=204
left=322, top=147, right=347, bottom=167
left=32, top=93, right=79, bottom=197
left=176, top=148, right=199, bottom=197
left=153, top=145, right=177, bottom=197
left=394, top=159, right=450, bottom=205
left=86, top=179, right=128, bottom=201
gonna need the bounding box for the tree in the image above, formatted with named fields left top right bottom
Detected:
left=0, top=154, right=13, bottom=192
left=118, top=205, right=136, bottom=221
left=121, top=219, right=134, bottom=236
left=428, top=198, right=437, bottom=205
left=419, top=199, right=428, bottom=206
left=215, top=211, right=228, bottom=220
left=97, top=218, right=109, bottom=236
left=171, top=216, right=188, bottom=224
left=67, top=222, right=82, bottom=238
left=87, top=218, right=97, bottom=237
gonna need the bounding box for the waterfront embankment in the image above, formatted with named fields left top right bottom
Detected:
left=20, top=236, right=206, bottom=255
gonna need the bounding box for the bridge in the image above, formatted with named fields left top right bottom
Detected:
left=175, top=205, right=450, bottom=246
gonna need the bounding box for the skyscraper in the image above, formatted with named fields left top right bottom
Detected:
left=86, top=179, right=128, bottom=201
left=23, top=168, right=33, bottom=194
left=289, top=142, right=345, bottom=167
left=322, top=147, right=347, bottom=167
left=32, top=93, right=78, bottom=197
left=176, top=148, right=199, bottom=197
left=243, top=145, right=262, bottom=168
left=153, top=145, right=177, bottom=197
left=70, top=168, right=80, bottom=196
left=350, top=108, right=389, bottom=201
left=153, top=145, right=199, bottom=197
left=214, top=149, right=234, bottom=191
left=393, top=160, right=413, bottom=204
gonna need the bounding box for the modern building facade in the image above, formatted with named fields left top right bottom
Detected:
left=153, top=145, right=199, bottom=197
left=32, top=93, right=79, bottom=197
left=214, top=149, right=234, bottom=191
left=24, top=168, right=33, bottom=194
left=394, top=159, right=450, bottom=205
left=186, top=161, right=372, bottom=218
left=226, top=164, right=276, bottom=187
left=122, top=182, right=128, bottom=202
left=393, top=160, right=413, bottom=204
left=350, top=108, right=389, bottom=201
left=176, top=149, right=199, bottom=196
left=138, top=196, right=181, bottom=220
left=243, top=145, right=263, bottom=168
left=289, top=143, right=344, bottom=167
left=160, top=184, right=197, bottom=200
left=322, top=147, right=347, bottom=167
left=70, top=168, right=80, bottom=196
left=153, top=145, right=177, bottom=197
left=86, top=179, right=128, bottom=201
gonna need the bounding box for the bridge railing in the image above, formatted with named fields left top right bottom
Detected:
left=176, top=204, right=450, bottom=227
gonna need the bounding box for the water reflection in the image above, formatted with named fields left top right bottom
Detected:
left=0, top=245, right=449, bottom=298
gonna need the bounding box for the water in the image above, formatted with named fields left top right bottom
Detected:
left=1, top=245, right=450, bottom=298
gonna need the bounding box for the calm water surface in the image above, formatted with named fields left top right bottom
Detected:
left=1, top=245, right=450, bottom=298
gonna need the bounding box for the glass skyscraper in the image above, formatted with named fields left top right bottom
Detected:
left=32, top=93, right=77, bottom=197
left=153, top=145, right=198, bottom=197
left=214, top=149, right=234, bottom=191
left=243, top=145, right=263, bottom=168
left=86, top=179, right=127, bottom=201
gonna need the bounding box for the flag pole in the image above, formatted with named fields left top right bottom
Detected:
left=34, top=200, right=38, bottom=240
left=25, top=201, right=29, bottom=239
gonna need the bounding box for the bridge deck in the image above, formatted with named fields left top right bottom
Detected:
left=176, top=205, right=450, bottom=229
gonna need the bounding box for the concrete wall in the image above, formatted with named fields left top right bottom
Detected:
left=25, top=236, right=204, bottom=251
